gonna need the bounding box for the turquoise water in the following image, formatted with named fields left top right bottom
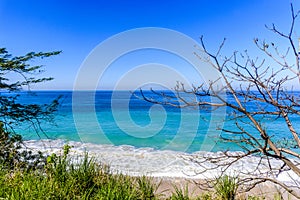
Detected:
left=7, top=90, right=300, bottom=153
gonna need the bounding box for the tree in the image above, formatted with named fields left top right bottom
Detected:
left=139, top=4, right=300, bottom=198
left=0, top=48, right=61, bottom=170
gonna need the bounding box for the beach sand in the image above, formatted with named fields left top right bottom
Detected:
left=153, top=177, right=299, bottom=199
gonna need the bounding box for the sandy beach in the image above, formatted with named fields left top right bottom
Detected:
left=21, top=139, right=300, bottom=199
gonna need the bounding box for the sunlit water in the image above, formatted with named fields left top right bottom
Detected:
left=5, top=90, right=300, bottom=180
left=5, top=90, right=299, bottom=153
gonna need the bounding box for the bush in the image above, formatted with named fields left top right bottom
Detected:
left=214, top=175, right=238, bottom=200
left=0, top=145, right=159, bottom=199
left=0, top=122, right=45, bottom=171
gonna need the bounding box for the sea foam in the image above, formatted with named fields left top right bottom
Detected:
left=22, top=139, right=300, bottom=185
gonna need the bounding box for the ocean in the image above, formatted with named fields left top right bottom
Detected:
left=4, top=90, right=299, bottom=180
left=7, top=90, right=299, bottom=153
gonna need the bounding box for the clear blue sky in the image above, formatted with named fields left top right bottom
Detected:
left=0, top=0, right=299, bottom=90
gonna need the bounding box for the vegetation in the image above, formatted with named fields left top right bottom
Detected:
left=0, top=48, right=163, bottom=199
left=169, top=184, right=190, bottom=200
left=1, top=3, right=298, bottom=199
left=214, top=175, right=238, bottom=200
left=0, top=44, right=246, bottom=200
left=0, top=48, right=61, bottom=171
left=0, top=145, right=274, bottom=199
left=0, top=48, right=61, bottom=131
left=0, top=145, right=159, bottom=199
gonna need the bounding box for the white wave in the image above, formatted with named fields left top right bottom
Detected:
left=22, top=139, right=300, bottom=185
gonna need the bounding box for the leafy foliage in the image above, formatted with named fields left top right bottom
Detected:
left=0, top=48, right=61, bottom=170
left=0, top=48, right=61, bottom=133
left=0, top=122, right=45, bottom=171
left=0, top=48, right=60, bottom=91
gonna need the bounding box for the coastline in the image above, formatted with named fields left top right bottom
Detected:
left=22, top=139, right=298, bottom=182
left=22, top=139, right=300, bottom=199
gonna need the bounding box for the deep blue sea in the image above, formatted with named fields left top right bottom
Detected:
left=5, top=90, right=300, bottom=153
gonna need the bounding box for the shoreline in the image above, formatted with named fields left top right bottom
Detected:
left=22, top=139, right=300, bottom=199
left=22, top=139, right=297, bottom=181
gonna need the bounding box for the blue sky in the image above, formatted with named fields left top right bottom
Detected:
left=0, top=0, right=299, bottom=90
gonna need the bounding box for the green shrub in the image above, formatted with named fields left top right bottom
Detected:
left=214, top=175, right=238, bottom=200
left=169, top=184, right=190, bottom=200
left=0, top=122, right=45, bottom=171
left=0, top=145, right=159, bottom=199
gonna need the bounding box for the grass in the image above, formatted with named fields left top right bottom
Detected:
left=0, top=146, right=160, bottom=200
left=0, top=145, right=268, bottom=199
left=214, top=175, right=238, bottom=200
left=169, top=184, right=190, bottom=200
